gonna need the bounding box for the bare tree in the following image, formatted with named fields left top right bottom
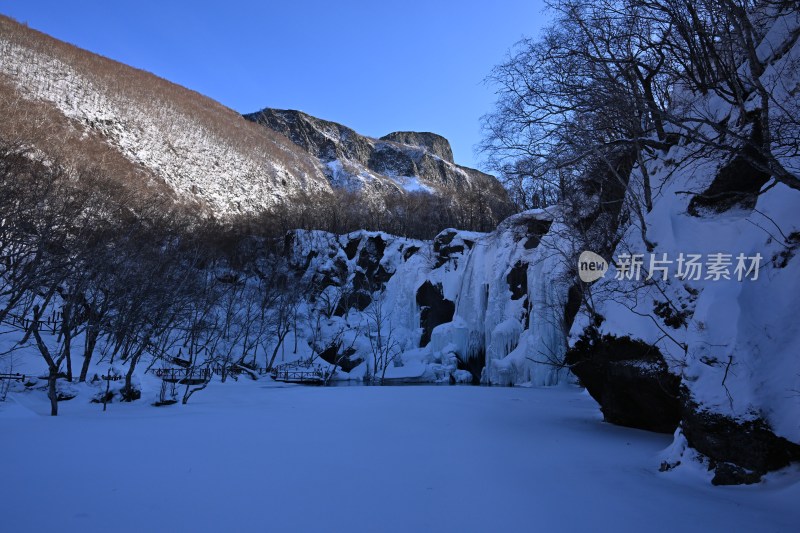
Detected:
left=362, top=292, right=401, bottom=385
left=264, top=288, right=301, bottom=371
left=483, top=0, right=799, bottom=211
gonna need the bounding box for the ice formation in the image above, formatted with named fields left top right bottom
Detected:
left=289, top=209, right=572, bottom=386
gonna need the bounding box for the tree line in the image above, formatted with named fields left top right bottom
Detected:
left=228, top=183, right=512, bottom=241
left=0, top=139, right=317, bottom=414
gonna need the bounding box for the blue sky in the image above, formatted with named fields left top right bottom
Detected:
left=1, top=0, right=548, bottom=169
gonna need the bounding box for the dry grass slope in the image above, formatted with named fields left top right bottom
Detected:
left=0, top=15, right=331, bottom=215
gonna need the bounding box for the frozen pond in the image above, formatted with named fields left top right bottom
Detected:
left=1, top=383, right=798, bottom=532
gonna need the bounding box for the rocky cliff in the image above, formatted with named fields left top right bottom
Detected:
left=245, top=108, right=512, bottom=218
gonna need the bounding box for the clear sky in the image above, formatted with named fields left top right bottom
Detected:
left=0, top=0, right=548, bottom=169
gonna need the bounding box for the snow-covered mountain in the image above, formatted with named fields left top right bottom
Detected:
left=0, top=16, right=332, bottom=214
left=245, top=108, right=510, bottom=215
left=0, top=15, right=510, bottom=219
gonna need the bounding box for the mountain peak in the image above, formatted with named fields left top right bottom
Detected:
left=380, top=131, right=454, bottom=163
left=244, top=108, right=512, bottom=224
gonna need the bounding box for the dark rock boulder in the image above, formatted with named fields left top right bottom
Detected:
left=403, top=245, right=420, bottom=261
left=709, top=462, right=763, bottom=486
left=351, top=271, right=369, bottom=293
left=373, top=265, right=393, bottom=286
left=432, top=230, right=474, bottom=268
left=343, top=237, right=360, bottom=260
left=565, top=330, right=681, bottom=433
left=680, top=395, right=800, bottom=484
left=356, top=235, right=387, bottom=271
left=317, top=343, right=362, bottom=372
left=688, top=121, right=771, bottom=216
left=355, top=235, right=392, bottom=292
left=506, top=261, right=527, bottom=300
left=416, top=281, right=455, bottom=347
left=333, top=290, right=372, bottom=317
left=524, top=218, right=552, bottom=249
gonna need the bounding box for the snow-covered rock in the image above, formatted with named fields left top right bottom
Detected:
left=287, top=208, right=573, bottom=387
left=565, top=6, right=800, bottom=483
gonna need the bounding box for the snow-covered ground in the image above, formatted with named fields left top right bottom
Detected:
left=2, top=384, right=797, bottom=532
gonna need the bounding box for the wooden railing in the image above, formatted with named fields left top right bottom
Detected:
left=153, top=368, right=212, bottom=383
left=270, top=365, right=329, bottom=384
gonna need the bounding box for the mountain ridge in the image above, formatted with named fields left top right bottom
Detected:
left=0, top=15, right=511, bottom=227
left=244, top=108, right=509, bottom=211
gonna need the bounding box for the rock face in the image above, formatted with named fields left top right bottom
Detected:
left=246, top=108, right=373, bottom=167
left=431, top=229, right=476, bottom=268
left=566, top=330, right=681, bottom=434
left=416, top=281, right=455, bottom=348
left=380, top=131, right=454, bottom=163
left=244, top=108, right=512, bottom=218
left=687, top=121, right=771, bottom=216
left=283, top=209, right=572, bottom=387
left=680, top=396, right=800, bottom=485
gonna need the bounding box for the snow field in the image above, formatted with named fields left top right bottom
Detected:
left=2, top=383, right=798, bottom=532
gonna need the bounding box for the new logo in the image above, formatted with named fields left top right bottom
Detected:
left=578, top=251, right=608, bottom=283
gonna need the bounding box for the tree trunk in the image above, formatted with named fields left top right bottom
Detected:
left=123, top=362, right=136, bottom=401
left=182, top=380, right=209, bottom=404
left=122, top=349, right=144, bottom=402
left=267, top=332, right=287, bottom=371
left=63, top=326, right=73, bottom=382
left=79, top=324, right=99, bottom=382
left=30, top=310, right=60, bottom=416
left=48, top=369, right=58, bottom=416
